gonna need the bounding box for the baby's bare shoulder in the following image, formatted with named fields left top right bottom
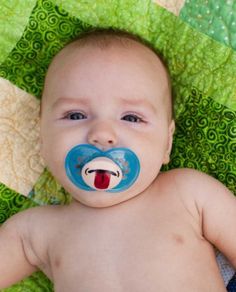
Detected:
left=7, top=205, right=66, bottom=230
left=160, top=167, right=213, bottom=183
left=160, top=168, right=222, bottom=192
left=161, top=170, right=236, bottom=267
left=5, top=205, right=70, bottom=270
left=3, top=206, right=64, bottom=245
left=158, top=168, right=233, bottom=209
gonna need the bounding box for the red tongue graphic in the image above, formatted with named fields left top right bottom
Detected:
left=94, top=171, right=111, bottom=189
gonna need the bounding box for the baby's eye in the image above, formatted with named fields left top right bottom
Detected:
left=121, top=114, right=143, bottom=123
left=64, top=112, right=87, bottom=120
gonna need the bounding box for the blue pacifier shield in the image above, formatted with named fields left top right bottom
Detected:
left=65, top=144, right=140, bottom=192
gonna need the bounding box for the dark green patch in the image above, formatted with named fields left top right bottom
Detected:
left=0, top=0, right=91, bottom=98
left=163, top=87, right=236, bottom=195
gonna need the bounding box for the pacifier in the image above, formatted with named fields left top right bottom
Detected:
left=65, top=144, right=140, bottom=192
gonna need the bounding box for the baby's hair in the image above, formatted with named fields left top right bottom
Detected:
left=68, top=28, right=166, bottom=67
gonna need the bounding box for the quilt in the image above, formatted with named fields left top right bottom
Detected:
left=0, top=0, right=235, bottom=290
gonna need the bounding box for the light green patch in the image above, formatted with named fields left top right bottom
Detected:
left=28, top=168, right=71, bottom=206
left=0, top=0, right=37, bottom=64
left=56, top=0, right=153, bottom=33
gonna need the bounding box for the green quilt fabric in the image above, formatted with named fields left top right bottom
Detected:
left=0, top=0, right=235, bottom=290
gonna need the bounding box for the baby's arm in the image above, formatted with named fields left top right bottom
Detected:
left=200, top=176, right=236, bottom=268
left=180, top=169, right=236, bottom=268
left=0, top=212, right=37, bottom=288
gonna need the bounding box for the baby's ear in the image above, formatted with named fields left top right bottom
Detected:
left=39, top=133, right=45, bottom=161
left=163, top=120, right=175, bottom=164
left=38, top=104, right=46, bottom=162
left=39, top=120, right=46, bottom=162
left=39, top=139, right=47, bottom=167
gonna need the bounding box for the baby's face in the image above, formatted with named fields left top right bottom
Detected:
left=40, top=39, right=174, bottom=207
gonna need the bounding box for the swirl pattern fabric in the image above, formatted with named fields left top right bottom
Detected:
left=0, top=0, right=91, bottom=98
left=163, top=87, right=236, bottom=195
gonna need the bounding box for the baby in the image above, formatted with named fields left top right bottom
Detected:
left=0, top=29, right=235, bottom=291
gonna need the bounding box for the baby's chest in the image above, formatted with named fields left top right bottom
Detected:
left=48, top=212, right=210, bottom=291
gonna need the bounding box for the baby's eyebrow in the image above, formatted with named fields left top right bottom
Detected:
left=120, top=97, right=157, bottom=113
left=51, top=97, right=89, bottom=109
left=51, top=96, right=157, bottom=114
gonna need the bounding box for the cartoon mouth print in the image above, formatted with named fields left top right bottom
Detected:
left=65, top=144, right=140, bottom=193
left=81, top=157, right=122, bottom=190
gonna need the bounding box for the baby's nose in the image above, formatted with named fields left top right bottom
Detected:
left=87, top=121, right=118, bottom=149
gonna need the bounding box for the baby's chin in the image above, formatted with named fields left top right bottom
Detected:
left=60, top=168, right=154, bottom=208
left=68, top=186, right=142, bottom=208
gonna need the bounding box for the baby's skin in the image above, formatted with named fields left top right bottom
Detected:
left=0, top=31, right=235, bottom=291
left=1, top=169, right=234, bottom=291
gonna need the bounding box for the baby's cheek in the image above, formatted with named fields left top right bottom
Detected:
left=142, top=156, right=163, bottom=181
left=41, top=140, right=63, bottom=169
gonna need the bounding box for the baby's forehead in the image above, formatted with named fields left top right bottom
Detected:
left=42, top=32, right=173, bottom=118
